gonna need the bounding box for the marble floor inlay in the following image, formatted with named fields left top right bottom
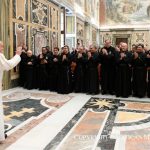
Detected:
left=4, top=98, right=48, bottom=132
left=1, top=89, right=72, bottom=150
left=1, top=88, right=150, bottom=150
left=45, top=98, right=150, bottom=150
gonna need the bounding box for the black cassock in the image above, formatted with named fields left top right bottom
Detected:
left=115, top=51, right=132, bottom=97
left=37, top=53, right=49, bottom=90
left=85, top=52, right=99, bottom=94
left=24, top=55, right=37, bottom=89
left=48, top=54, right=60, bottom=92
left=71, top=52, right=87, bottom=93
left=146, top=50, right=150, bottom=97
left=19, top=52, right=27, bottom=86
left=99, top=46, right=116, bottom=95
left=132, top=52, right=147, bottom=98
left=57, top=53, right=71, bottom=94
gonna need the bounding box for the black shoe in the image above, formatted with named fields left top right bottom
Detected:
left=109, top=91, right=115, bottom=95
left=5, top=133, right=7, bottom=139
left=122, top=95, right=128, bottom=98
left=101, top=91, right=107, bottom=95
left=116, top=95, right=120, bottom=97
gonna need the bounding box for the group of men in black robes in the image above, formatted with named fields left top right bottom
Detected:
left=19, top=45, right=100, bottom=94
left=19, top=40, right=150, bottom=98
left=100, top=40, right=150, bottom=98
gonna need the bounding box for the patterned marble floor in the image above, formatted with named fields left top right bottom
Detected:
left=1, top=88, right=150, bottom=150
left=3, top=90, right=72, bottom=132
left=1, top=88, right=73, bottom=150
left=45, top=98, right=150, bottom=150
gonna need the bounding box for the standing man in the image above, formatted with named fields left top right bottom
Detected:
left=115, top=43, right=132, bottom=97
left=86, top=45, right=99, bottom=94
left=99, top=39, right=117, bottom=95
left=132, top=43, right=147, bottom=98
left=0, top=41, right=22, bottom=142
left=57, top=45, right=71, bottom=94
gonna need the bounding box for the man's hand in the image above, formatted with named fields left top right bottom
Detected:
left=62, top=55, right=67, bottom=60
left=28, top=62, right=32, bottom=65
left=102, top=48, right=108, bottom=55
left=120, top=52, right=125, bottom=58
left=16, top=46, right=22, bottom=55
left=134, top=52, right=138, bottom=59
left=44, top=59, right=48, bottom=64
left=78, top=53, right=82, bottom=58
left=147, top=54, right=150, bottom=58
left=53, top=58, right=58, bottom=62
left=87, top=52, right=92, bottom=59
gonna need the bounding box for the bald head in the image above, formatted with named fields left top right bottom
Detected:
left=0, top=41, right=4, bottom=52
left=104, top=40, right=111, bottom=48
left=27, top=50, right=33, bottom=57
left=121, top=42, right=128, bottom=51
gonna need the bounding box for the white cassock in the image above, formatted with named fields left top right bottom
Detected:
left=0, top=53, right=21, bottom=141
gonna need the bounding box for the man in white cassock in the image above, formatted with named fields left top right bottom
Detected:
left=0, top=41, right=22, bottom=142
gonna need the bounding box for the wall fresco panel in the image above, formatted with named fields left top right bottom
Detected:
left=101, top=0, right=150, bottom=26
left=31, top=28, right=48, bottom=55
left=13, top=0, right=28, bottom=21
left=13, top=23, right=28, bottom=50
left=31, top=0, right=48, bottom=26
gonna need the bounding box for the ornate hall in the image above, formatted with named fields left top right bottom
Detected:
left=0, top=0, right=150, bottom=150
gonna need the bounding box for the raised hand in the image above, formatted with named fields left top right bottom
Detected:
left=78, top=53, right=82, bottom=58
left=16, top=46, right=22, bottom=55
left=134, top=52, right=138, bottom=59
left=62, top=55, right=67, bottom=60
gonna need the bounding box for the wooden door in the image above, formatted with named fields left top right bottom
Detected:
left=116, top=38, right=128, bottom=46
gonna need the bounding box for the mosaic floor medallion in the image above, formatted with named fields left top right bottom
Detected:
left=45, top=98, right=150, bottom=150
left=3, top=91, right=72, bottom=133
left=4, top=98, right=48, bottom=132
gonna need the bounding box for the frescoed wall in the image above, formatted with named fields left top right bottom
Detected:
left=76, top=0, right=83, bottom=7
left=92, top=27, right=97, bottom=45
left=100, top=0, right=150, bottom=26
left=13, top=23, right=28, bottom=48
left=13, top=0, right=28, bottom=21
left=85, top=0, right=92, bottom=15
left=12, top=0, right=28, bottom=49
left=76, top=18, right=84, bottom=46
left=31, top=0, right=48, bottom=26
left=10, top=0, right=60, bottom=79
left=11, top=0, right=60, bottom=53
left=31, top=28, right=49, bottom=55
